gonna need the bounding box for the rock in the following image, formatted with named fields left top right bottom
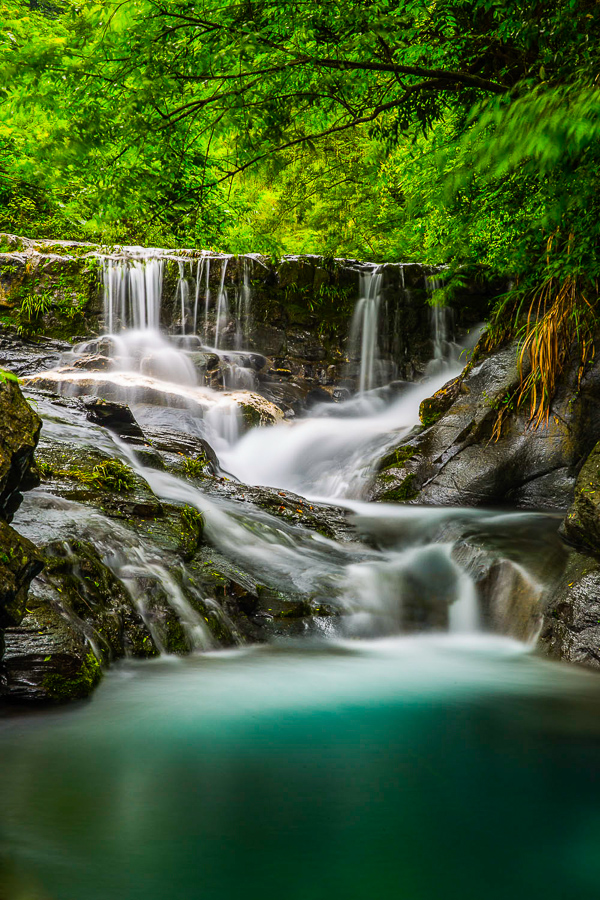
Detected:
left=237, top=393, right=285, bottom=428
left=307, top=387, right=333, bottom=406
left=0, top=377, right=42, bottom=520
left=561, top=440, right=600, bottom=553
left=83, top=397, right=146, bottom=442
left=0, top=519, right=43, bottom=629
left=36, top=439, right=164, bottom=520
left=2, top=582, right=103, bottom=703
left=452, top=539, right=548, bottom=642
left=72, top=354, right=113, bottom=371
left=22, top=369, right=285, bottom=432
left=509, top=468, right=576, bottom=511
left=539, top=551, right=600, bottom=669
left=371, top=341, right=600, bottom=510
left=538, top=441, right=600, bottom=669
left=418, top=374, right=464, bottom=426
left=0, top=331, right=69, bottom=376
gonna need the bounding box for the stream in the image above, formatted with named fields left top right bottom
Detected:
left=1, top=252, right=599, bottom=899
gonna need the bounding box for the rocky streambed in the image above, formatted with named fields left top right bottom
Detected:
left=1, top=241, right=600, bottom=706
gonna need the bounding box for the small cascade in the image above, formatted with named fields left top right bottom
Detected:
left=426, top=274, right=461, bottom=373
left=102, top=255, right=163, bottom=332
left=193, top=254, right=207, bottom=335
left=348, top=267, right=384, bottom=394
left=203, top=257, right=211, bottom=342
left=430, top=302, right=455, bottom=366
left=176, top=261, right=190, bottom=336
left=97, top=254, right=197, bottom=384
left=214, top=258, right=230, bottom=350
left=234, top=257, right=253, bottom=350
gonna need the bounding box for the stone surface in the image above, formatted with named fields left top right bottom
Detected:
left=0, top=377, right=41, bottom=520
left=539, top=551, right=600, bottom=669
left=0, top=234, right=497, bottom=392
left=561, top=440, right=600, bottom=552
left=0, top=519, right=43, bottom=630
left=371, top=342, right=600, bottom=511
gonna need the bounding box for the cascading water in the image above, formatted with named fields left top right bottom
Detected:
left=235, top=256, right=253, bottom=349
left=102, top=254, right=163, bottom=332
left=26, top=248, right=554, bottom=643
left=2, top=249, right=595, bottom=900
left=348, top=266, right=384, bottom=394
left=213, top=257, right=230, bottom=350
left=177, top=260, right=190, bottom=336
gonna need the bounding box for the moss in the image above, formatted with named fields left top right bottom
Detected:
left=181, top=456, right=208, bottom=479
left=378, top=445, right=415, bottom=471
left=163, top=618, right=191, bottom=655
left=179, top=505, right=204, bottom=558
left=379, top=473, right=419, bottom=503
left=240, top=403, right=262, bottom=428
left=40, top=458, right=136, bottom=493
left=42, top=652, right=102, bottom=702
left=419, top=397, right=444, bottom=428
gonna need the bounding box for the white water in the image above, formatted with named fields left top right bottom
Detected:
left=25, top=250, right=559, bottom=644
left=214, top=257, right=230, bottom=349
left=348, top=267, right=383, bottom=393
left=219, top=365, right=459, bottom=498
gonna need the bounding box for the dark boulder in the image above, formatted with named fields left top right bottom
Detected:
left=0, top=376, right=41, bottom=521
left=371, top=341, right=600, bottom=511
left=84, top=397, right=146, bottom=442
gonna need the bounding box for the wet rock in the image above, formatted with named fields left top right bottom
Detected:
left=539, top=551, right=600, bottom=669
left=0, top=377, right=42, bottom=520
left=237, top=394, right=284, bottom=428
left=83, top=397, right=145, bottom=442
left=71, top=354, right=113, bottom=371
left=418, top=374, right=464, bottom=427
left=0, top=331, right=69, bottom=377
left=1, top=534, right=159, bottom=704
left=0, top=520, right=43, bottom=629
left=307, top=387, right=333, bottom=406
left=561, top=440, right=600, bottom=553
left=371, top=342, right=600, bottom=510
left=452, top=539, right=547, bottom=642
left=2, top=582, right=102, bottom=704
left=538, top=441, right=600, bottom=669
left=36, top=439, right=163, bottom=520
left=509, top=468, right=576, bottom=511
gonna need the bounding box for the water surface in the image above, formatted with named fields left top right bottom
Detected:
left=1, top=638, right=600, bottom=900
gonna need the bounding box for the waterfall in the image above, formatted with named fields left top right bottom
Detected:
left=177, top=261, right=190, bottom=336
left=348, top=267, right=383, bottom=394
left=193, top=255, right=206, bottom=335
left=99, top=255, right=196, bottom=383
left=426, top=274, right=458, bottom=372
left=234, top=257, right=253, bottom=349
left=102, top=256, right=163, bottom=333
left=214, top=258, right=229, bottom=350
left=203, top=256, right=211, bottom=342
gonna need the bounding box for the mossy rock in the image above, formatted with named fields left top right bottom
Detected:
left=0, top=518, right=43, bottom=628
left=42, top=651, right=102, bottom=702
left=378, top=445, right=415, bottom=472
left=419, top=375, right=464, bottom=427
left=562, top=441, right=600, bottom=555
left=379, top=474, right=419, bottom=503
left=0, top=377, right=41, bottom=520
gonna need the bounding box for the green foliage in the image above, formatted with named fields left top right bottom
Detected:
left=40, top=458, right=136, bottom=492
left=1, top=0, right=600, bottom=356
left=19, top=290, right=52, bottom=320
left=90, top=460, right=136, bottom=493
left=0, top=367, right=18, bottom=384
left=182, top=456, right=208, bottom=479
left=179, top=505, right=204, bottom=558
